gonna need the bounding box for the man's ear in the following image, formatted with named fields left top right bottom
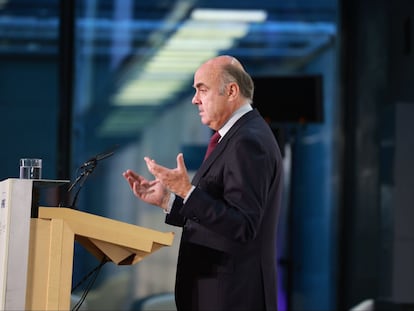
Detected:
left=227, top=82, right=239, bottom=99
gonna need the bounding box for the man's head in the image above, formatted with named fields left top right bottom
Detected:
left=192, top=55, right=254, bottom=131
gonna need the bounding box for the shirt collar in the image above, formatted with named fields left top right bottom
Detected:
left=218, top=104, right=253, bottom=139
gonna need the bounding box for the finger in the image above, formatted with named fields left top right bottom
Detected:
left=122, top=171, right=134, bottom=183
left=176, top=153, right=188, bottom=174
left=123, top=169, right=140, bottom=181
left=133, top=183, right=154, bottom=196
left=144, top=157, right=158, bottom=176
left=147, top=179, right=160, bottom=187
left=122, top=170, right=132, bottom=179
left=124, top=176, right=137, bottom=192
left=145, top=157, right=169, bottom=177
left=129, top=170, right=142, bottom=179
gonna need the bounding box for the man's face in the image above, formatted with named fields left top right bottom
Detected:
left=192, top=62, right=230, bottom=131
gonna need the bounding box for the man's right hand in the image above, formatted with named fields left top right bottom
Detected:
left=122, top=169, right=171, bottom=210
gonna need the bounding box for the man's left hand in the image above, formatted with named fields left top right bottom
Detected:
left=144, top=153, right=192, bottom=199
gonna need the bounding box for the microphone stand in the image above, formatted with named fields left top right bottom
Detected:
left=64, top=145, right=118, bottom=209
left=68, top=161, right=97, bottom=209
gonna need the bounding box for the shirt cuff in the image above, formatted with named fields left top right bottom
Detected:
left=164, top=185, right=195, bottom=214
left=164, top=192, right=175, bottom=214
left=183, top=185, right=196, bottom=203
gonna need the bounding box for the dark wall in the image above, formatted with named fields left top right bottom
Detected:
left=339, top=0, right=414, bottom=308
left=387, top=0, right=414, bottom=306
left=0, top=56, right=59, bottom=182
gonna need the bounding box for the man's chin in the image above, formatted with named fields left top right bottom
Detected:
left=200, top=118, right=209, bottom=126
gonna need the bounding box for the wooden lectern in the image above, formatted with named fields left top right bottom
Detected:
left=0, top=178, right=174, bottom=311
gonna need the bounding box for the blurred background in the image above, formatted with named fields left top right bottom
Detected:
left=0, top=0, right=413, bottom=310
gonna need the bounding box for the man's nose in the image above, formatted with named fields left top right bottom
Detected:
left=191, top=95, right=199, bottom=105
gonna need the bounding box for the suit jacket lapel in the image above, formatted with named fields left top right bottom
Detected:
left=191, top=109, right=259, bottom=185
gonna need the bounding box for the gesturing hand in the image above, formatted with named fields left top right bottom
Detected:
left=122, top=169, right=170, bottom=210
left=144, top=153, right=192, bottom=199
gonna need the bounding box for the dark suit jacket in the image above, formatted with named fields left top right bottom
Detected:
left=166, top=108, right=283, bottom=311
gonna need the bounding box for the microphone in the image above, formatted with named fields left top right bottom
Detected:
left=66, top=145, right=118, bottom=208
left=79, top=147, right=117, bottom=169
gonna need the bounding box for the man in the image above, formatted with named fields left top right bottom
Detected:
left=123, top=55, right=283, bottom=311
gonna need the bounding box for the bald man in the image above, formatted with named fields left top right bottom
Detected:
left=123, top=55, right=283, bottom=311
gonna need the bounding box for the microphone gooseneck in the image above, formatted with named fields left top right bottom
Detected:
left=67, top=145, right=118, bottom=209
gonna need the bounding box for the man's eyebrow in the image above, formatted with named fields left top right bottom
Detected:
left=193, top=82, right=207, bottom=89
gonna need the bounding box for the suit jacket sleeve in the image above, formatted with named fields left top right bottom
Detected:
left=181, top=134, right=276, bottom=244
left=165, top=196, right=185, bottom=227
left=165, top=110, right=282, bottom=253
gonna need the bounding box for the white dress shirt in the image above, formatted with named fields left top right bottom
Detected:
left=165, top=103, right=253, bottom=213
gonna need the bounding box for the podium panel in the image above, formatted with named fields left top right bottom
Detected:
left=25, top=208, right=174, bottom=310
left=26, top=218, right=75, bottom=310
left=0, top=178, right=175, bottom=311
left=0, top=179, right=33, bottom=311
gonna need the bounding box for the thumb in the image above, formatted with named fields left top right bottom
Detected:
left=176, top=153, right=187, bottom=174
